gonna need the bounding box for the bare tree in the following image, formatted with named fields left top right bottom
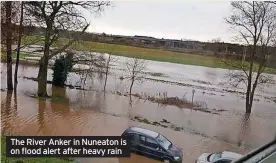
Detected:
left=103, top=46, right=118, bottom=92
left=5, top=1, right=13, bottom=91
left=211, top=37, right=222, bottom=43
left=1, top=2, right=33, bottom=91
left=125, top=57, right=147, bottom=97
left=70, top=49, right=106, bottom=89
left=210, top=37, right=222, bottom=54
left=14, top=2, right=24, bottom=91
left=1, top=2, right=38, bottom=91
left=24, top=1, right=111, bottom=96
left=1, top=1, right=21, bottom=46
left=103, top=54, right=111, bottom=92
left=103, top=54, right=119, bottom=93
left=225, top=1, right=276, bottom=113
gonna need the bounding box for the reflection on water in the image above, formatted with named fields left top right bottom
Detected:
left=37, top=97, right=46, bottom=135
left=1, top=63, right=276, bottom=163
left=1, top=91, right=12, bottom=134
left=237, top=114, right=251, bottom=148
left=51, top=86, right=70, bottom=115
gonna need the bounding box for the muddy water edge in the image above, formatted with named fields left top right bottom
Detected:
left=1, top=62, right=276, bottom=163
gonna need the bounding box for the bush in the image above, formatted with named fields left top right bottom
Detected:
left=52, top=54, right=73, bottom=87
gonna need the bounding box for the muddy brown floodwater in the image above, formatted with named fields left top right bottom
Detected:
left=1, top=63, right=276, bottom=163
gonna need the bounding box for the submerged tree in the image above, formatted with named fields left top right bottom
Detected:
left=103, top=47, right=118, bottom=92
left=125, top=57, right=147, bottom=97
left=1, top=2, right=27, bottom=91
left=225, top=1, right=276, bottom=113
left=24, top=1, right=111, bottom=96
left=103, top=54, right=111, bottom=92
left=3, top=2, right=13, bottom=90
left=14, top=2, right=24, bottom=90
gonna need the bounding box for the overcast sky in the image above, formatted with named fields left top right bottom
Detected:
left=85, top=1, right=236, bottom=43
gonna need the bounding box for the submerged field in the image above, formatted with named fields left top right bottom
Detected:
left=1, top=52, right=276, bottom=163
left=1, top=37, right=276, bottom=163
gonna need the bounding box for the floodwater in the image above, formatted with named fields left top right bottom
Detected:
left=0, top=91, right=248, bottom=163
left=1, top=52, right=276, bottom=163
left=19, top=45, right=276, bottom=112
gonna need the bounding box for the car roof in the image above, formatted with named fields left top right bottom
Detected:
left=221, top=151, right=243, bottom=160
left=125, top=127, right=159, bottom=138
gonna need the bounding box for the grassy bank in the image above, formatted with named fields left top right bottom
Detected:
left=1, top=136, right=73, bottom=163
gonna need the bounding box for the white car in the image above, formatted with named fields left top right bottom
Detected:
left=196, top=151, right=243, bottom=163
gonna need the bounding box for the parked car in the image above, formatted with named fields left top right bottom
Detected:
left=121, top=127, right=183, bottom=163
left=196, top=151, right=243, bottom=163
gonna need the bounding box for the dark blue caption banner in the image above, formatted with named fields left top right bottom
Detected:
left=6, top=136, right=131, bottom=157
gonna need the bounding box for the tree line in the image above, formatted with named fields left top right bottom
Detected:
left=5, top=22, right=276, bottom=64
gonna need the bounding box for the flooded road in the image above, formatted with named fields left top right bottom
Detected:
left=1, top=60, right=276, bottom=163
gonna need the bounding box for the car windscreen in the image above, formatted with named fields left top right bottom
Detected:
left=155, top=134, right=172, bottom=150
left=208, top=152, right=222, bottom=162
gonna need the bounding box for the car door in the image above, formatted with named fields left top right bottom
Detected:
left=145, top=137, right=162, bottom=158
left=128, top=133, right=140, bottom=152
left=137, top=135, right=150, bottom=156
left=136, top=135, right=168, bottom=161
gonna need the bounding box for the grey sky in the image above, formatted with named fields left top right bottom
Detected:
left=85, top=1, right=236, bottom=43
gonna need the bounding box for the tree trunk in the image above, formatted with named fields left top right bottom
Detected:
left=37, top=41, right=50, bottom=97
left=37, top=56, right=49, bottom=97
left=14, top=2, right=24, bottom=91
left=245, top=53, right=254, bottom=114
left=129, top=77, right=134, bottom=96
left=103, top=55, right=110, bottom=92
left=37, top=22, right=52, bottom=97
left=245, top=87, right=252, bottom=113
left=247, top=79, right=258, bottom=114
left=245, top=78, right=252, bottom=113
left=5, top=1, right=13, bottom=91
left=248, top=97, right=253, bottom=113
left=104, top=72, right=108, bottom=92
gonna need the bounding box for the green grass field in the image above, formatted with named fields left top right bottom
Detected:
left=1, top=136, right=73, bottom=163
left=19, top=35, right=276, bottom=74
left=11, top=51, right=34, bottom=59
left=22, top=35, right=227, bottom=67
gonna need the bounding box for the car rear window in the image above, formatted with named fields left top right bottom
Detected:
left=209, top=152, right=222, bottom=162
